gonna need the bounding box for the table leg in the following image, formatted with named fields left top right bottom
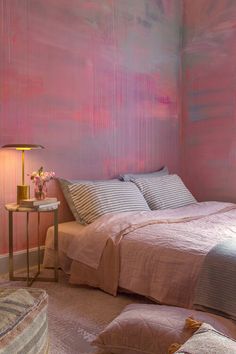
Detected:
left=38, top=212, right=41, bottom=274
left=26, top=212, right=30, bottom=286
left=54, top=208, right=59, bottom=282
left=8, top=211, right=14, bottom=280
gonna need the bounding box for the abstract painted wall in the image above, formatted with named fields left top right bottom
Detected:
left=0, top=0, right=181, bottom=254
left=182, top=0, right=236, bottom=202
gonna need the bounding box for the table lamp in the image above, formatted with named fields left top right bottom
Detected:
left=1, top=144, right=44, bottom=203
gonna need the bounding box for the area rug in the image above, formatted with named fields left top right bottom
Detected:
left=0, top=269, right=148, bottom=354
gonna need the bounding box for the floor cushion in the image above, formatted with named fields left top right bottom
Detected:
left=92, top=304, right=236, bottom=354
left=175, top=322, right=236, bottom=354
left=0, top=287, right=48, bottom=353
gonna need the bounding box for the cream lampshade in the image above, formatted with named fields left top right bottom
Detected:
left=2, top=144, right=44, bottom=203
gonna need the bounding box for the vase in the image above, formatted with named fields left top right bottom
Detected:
left=34, top=184, right=47, bottom=200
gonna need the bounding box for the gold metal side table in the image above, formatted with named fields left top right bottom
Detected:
left=5, top=203, right=59, bottom=286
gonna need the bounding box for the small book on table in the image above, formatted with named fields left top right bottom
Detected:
left=20, top=197, right=57, bottom=207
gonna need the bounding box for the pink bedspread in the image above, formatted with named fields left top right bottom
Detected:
left=47, top=202, right=236, bottom=307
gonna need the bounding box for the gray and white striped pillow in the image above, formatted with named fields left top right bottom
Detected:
left=119, top=166, right=169, bottom=182
left=68, top=180, right=150, bottom=224
left=58, top=177, right=118, bottom=222
left=132, top=174, right=197, bottom=210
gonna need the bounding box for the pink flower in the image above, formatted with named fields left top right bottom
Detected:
left=30, top=167, right=55, bottom=187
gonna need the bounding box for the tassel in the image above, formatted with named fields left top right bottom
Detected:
left=167, top=318, right=203, bottom=353
left=185, top=317, right=203, bottom=332
left=168, top=343, right=182, bottom=354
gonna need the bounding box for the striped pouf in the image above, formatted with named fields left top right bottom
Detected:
left=0, top=288, right=48, bottom=354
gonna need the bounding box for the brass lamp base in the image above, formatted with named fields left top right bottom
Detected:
left=17, top=185, right=30, bottom=204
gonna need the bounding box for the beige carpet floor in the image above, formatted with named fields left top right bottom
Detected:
left=0, top=269, right=148, bottom=354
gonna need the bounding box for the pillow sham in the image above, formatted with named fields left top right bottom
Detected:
left=132, top=174, right=197, bottom=210
left=58, top=177, right=119, bottom=223
left=68, top=180, right=150, bottom=224
left=58, top=178, right=80, bottom=221
left=92, top=304, right=236, bottom=354
left=119, top=166, right=169, bottom=182
left=175, top=323, right=236, bottom=354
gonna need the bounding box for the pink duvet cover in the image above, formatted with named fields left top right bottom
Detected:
left=46, top=201, right=236, bottom=308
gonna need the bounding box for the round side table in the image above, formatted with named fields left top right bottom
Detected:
left=5, top=203, right=59, bottom=286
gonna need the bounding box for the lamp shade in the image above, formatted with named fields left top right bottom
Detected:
left=2, top=144, right=44, bottom=150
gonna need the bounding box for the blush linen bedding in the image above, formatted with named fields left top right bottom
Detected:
left=43, top=221, right=86, bottom=274
left=44, top=201, right=236, bottom=309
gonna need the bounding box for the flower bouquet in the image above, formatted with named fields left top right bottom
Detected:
left=30, top=166, right=55, bottom=200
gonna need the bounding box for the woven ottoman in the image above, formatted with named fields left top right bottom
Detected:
left=0, top=288, right=48, bottom=354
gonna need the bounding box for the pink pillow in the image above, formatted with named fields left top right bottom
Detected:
left=92, top=304, right=236, bottom=354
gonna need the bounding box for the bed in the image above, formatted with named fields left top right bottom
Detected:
left=43, top=200, right=236, bottom=311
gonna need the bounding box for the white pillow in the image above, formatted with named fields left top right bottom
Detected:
left=92, top=304, right=236, bottom=354
left=68, top=180, right=150, bottom=224
left=176, top=323, right=236, bottom=354
left=132, top=174, right=197, bottom=210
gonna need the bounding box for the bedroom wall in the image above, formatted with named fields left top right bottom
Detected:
left=182, top=0, right=236, bottom=202
left=0, top=0, right=182, bottom=255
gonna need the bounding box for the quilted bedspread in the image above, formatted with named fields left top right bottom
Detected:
left=46, top=201, right=236, bottom=308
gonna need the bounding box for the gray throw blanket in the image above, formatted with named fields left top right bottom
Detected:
left=194, top=238, right=236, bottom=321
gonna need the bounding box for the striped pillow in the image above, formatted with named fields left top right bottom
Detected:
left=58, top=177, right=118, bottom=223
left=58, top=178, right=81, bottom=221
left=119, top=166, right=169, bottom=182
left=68, top=180, right=150, bottom=224
left=132, top=174, right=196, bottom=210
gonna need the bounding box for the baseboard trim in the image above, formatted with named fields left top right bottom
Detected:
left=0, top=247, right=45, bottom=275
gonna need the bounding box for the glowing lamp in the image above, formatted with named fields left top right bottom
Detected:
left=2, top=144, right=44, bottom=203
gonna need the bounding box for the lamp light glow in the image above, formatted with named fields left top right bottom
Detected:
left=16, top=147, right=33, bottom=151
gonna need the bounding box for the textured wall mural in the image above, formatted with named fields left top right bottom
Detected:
left=0, top=0, right=181, bottom=254
left=182, top=0, right=236, bottom=202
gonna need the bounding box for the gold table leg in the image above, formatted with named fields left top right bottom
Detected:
left=26, top=212, right=30, bottom=286
left=26, top=212, right=39, bottom=286
left=54, top=208, right=59, bottom=282
left=8, top=211, right=13, bottom=281
left=38, top=212, right=41, bottom=274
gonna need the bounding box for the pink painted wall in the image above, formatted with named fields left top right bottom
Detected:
left=182, top=0, right=236, bottom=202
left=0, top=0, right=181, bottom=255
